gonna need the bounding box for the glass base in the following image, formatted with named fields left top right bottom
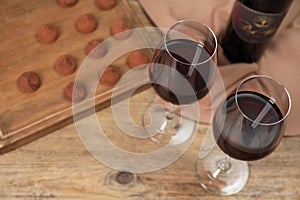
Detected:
left=195, top=145, right=249, bottom=195
left=142, top=102, right=196, bottom=145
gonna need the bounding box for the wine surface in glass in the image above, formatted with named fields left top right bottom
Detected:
left=213, top=91, right=284, bottom=161
left=149, top=39, right=214, bottom=105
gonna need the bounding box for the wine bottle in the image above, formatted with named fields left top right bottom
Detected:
left=222, top=0, right=293, bottom=63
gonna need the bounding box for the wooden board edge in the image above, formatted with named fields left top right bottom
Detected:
left=0, top=0, right=154, bottom=154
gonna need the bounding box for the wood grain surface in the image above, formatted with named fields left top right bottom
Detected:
left=0, top=1, right=299, bottom=199
left=0, top=88, right=299, bottom=199
left=0, top=0, right=153, bottom=152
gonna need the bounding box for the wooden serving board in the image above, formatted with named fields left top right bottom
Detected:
left=0, top=0, right=154, bottom=153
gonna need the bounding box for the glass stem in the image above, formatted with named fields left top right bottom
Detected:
left=166, top=103, right=175, bottom=120
left=210, top=155, right=231, bottom=180
left=157, top=103, right=175, bottom=133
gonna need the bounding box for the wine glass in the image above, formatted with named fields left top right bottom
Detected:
left=195, top=75, right=292, bottom=195
left=142, top=20, right=218, bottom=145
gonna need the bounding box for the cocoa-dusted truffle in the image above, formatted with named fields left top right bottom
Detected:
left=57, top=0, right=78, bottom=8
left=64, top=81, right=87, bottom=103
left=95, top=0, right=117, bottom=10
left=110, top=19, right=132, bottom=40
left=36, top=23, right=59, bottom=44
left=53, top=54, right=77, bottom=76
left=85, top=38, right=107, bottom=58
left=75, top=13, right=97, bottom=34
left=99, top=65, right=121, bottom=86
left=17, top=71, right=41, bottom=93
left=127, top=49, right=149, bottom=68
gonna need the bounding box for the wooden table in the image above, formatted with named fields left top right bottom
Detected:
left=0, top=1, right=299, bottom=199
left=0, top=88, right=299, bottom=200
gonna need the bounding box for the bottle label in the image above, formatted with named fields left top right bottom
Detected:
left=232, top=2, right=286, bottom=43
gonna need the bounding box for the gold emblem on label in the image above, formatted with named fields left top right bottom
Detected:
left=239, top=16, right=275, bottom=36
left=253, top=16, right=271, bottom=28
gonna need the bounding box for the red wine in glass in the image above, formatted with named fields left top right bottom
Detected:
left=143, top=20, right=217, bottom=145
left=196, top=75, right=291, bottom=195
left=213, top=91, right=285, bottom=161
left=149, top=39, right=215, bottom=105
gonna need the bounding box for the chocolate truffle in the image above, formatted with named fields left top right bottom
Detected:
left=110, top=19, right=132, bottom=40
left=53, top=54, right=77, bottom=76
left=75, top=13, right=97, bottom=34
left=36, top=23, right=59, bottom=44
left=85, top=38, right=107, bottom=58
left=17, top=71, right=41, bottom=93
left=99, top=65, right=121, bottom=86
left=95, top=0, right=117, bottom=10
left=57, top=0, right=78, bottom=8
left=64, top=81, right=87, bottom=103
left=127, top=49, right=149, bottom=68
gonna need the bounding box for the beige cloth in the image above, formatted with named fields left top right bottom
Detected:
left=139, top=0, right=300, bottom=136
